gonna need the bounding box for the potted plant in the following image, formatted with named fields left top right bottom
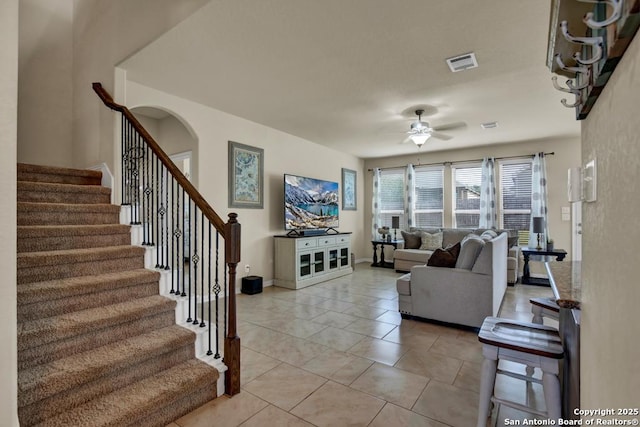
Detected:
left=547, top=238, right=554, bottom=251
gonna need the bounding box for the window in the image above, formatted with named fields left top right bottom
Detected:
left=499, top=160, right=532, bottom=245
left=453, top=164, right=481, bottom=228
left=414, top=166, right=444, bottom=227
left=379, top=168, right=405, bottom=228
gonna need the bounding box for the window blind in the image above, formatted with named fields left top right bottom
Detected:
left=414, top=166, right=444, bottom=227
left=500, top=161, right=532, bottom=243
left=379, top=169, right=405, bottom=227
left=453, top=165, right=482, bottom=227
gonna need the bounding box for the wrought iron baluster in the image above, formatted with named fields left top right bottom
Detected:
left=155, top=156, right=161, bottom=268
left=120, top=115, right=127, bottom=206
left=192, top=206, right=199, bottom=325
left=213, top=229, right=220, bottom=358
left=200, top=211, right=206, bottom=328
left=164, top=168, right=170, bottom=270
left=181, top=187, right=186, bottom=298
left=186, top=194, right=192, bottom=323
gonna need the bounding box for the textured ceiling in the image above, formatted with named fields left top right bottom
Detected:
left=121, top=0, right=581, bottom=158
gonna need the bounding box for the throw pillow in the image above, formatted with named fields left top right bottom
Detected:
left=419, top=231, right=443, bottom=250
left=427, top=242, right=461, bottom=268
left=401, top=231, right=422, bottom=249
left=455, top=234, right=486, bottom=270
left=480, top=230, right=498, bottom=242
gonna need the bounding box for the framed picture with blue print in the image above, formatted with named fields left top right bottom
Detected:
left=228, top=141, right=264, bottom=209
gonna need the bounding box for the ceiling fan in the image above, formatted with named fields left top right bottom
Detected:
left=406, top=109, right=459, bottom=147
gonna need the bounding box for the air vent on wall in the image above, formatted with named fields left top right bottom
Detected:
left=446, top=52, right=478, bottom=72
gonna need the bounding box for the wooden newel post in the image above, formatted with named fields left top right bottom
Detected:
left=224, top=213, right=241, bottom=396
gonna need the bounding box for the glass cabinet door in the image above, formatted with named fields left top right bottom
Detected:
left=313, top=250, right=325, bottom=274
left=299, top=252, right=312, bottom=278
left=340, top=247, right=349, bottom=267
left=329, top=249, right=338, bottom=269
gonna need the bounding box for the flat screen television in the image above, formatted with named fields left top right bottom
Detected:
left=284, top=174, right=339, bottom=231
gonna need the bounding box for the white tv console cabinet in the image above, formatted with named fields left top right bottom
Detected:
left=274, top=233, right=352, bottom=289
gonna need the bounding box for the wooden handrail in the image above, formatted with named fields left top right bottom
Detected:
left=92, top=82, right=228, bottom=237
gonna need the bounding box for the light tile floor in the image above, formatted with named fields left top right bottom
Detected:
left=170, top=263, right=557, bottom=427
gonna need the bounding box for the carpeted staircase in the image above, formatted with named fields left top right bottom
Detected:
left=17, top=163, right=219, bottom=427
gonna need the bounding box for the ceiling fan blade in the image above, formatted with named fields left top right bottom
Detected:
left=430, top=131, right=453, bottom=141
left=432, top=121, right=467, bottom=132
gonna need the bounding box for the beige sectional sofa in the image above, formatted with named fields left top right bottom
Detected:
left=393, top=227, right=520, bottom=284
left=396, top=231, right=508, bottom=329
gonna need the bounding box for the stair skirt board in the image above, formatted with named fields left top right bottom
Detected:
left=16, top=163, right=224, bottom=426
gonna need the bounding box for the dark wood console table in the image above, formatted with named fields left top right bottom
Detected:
left=371, top=240, right=401, bottom=268
left=521, top=247, right=567, bottom=285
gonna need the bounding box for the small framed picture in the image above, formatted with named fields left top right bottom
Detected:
left=342, top=168, right=357, bottom=211
left=228, top=141, right=264, bottom=209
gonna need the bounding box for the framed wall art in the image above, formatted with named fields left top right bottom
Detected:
left=228, top=141, right=264, bottom=209
left=342, top=168, right=357, bottom=210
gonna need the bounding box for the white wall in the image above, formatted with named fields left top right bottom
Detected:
left=364, top=137, right=581, bottom=259
left=18, top=0, right=73, bottom=167
left=126, top=81, right=366, bottom=285
left=134, top=111, right=199, bottom=187
left=580, top=33, right=640, bottom=411
left=0, top=0, right=19, bottom=424
left=71, top=0, right=210, bottom=171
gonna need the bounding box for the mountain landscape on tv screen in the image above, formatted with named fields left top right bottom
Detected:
left=285, top=175, right=339, bottom=229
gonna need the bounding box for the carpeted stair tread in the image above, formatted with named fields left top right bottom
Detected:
left=18, top=224, right=131, bottom=252
left=18, top=269, right=160, bottom=322
left=18, top=309, right=175, bottom=371
left=18, top=324, right=197, bottom=408
left=18, top=295, right=175, bottom=352
left=18, top=202, right=120, bottom=226
left=17, top=245, right=144, bottom=269
left=18, top=163, right=102, bottom=186
left=18, top=269, right=159, bottom=305
left=18, top=224, right=130, bottom=239
left=32, top=359, right=217, bottom=427
left=18, top=181, right=111, bottom=204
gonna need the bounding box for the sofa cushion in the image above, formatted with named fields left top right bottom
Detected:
left=396, top=273, right=412, bottom=296
left=427, top=242, right=461, bottom=268
left=442, top=228, right=474, bottom=248
left=401, top=230, right=422, bottom=249
left=455, top=234, right=485, bottom=270
left=394, top=248, right=434, bottom=263
left=419, top=231, right=443, bottom=250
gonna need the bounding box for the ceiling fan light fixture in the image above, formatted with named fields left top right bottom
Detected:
left=410, top=133, right=430, bottom=147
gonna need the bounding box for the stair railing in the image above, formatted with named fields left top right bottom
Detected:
left=92, top=82, right=241, bottom=396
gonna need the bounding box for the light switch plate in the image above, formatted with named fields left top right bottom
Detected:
left=562, top=213, right=571, bottom=221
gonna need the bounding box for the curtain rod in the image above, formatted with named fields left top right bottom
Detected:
left=367, top=152, right=555, bottom=172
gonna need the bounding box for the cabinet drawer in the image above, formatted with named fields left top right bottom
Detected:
left=296, top=238, right=317, bottom=249
left=317, top=237, right=336, bottom=247
left=336, top=235, right=350, bottom=244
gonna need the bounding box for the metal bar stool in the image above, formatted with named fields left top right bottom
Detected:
left=530, top=297, right=560, bottom=324
left=477, top=317, right=564, bottom=427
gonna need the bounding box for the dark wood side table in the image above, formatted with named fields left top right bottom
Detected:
left=371, top=240, right=401, bottom=268
left=521, top=247, right=567, bottom=285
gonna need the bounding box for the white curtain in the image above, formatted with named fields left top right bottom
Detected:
left=529, top=152, right=549, bottom=247
left=479, top=157, right=497, bottom=229
left=404, top=164, right=415, bottom=230
left=372, top=168, right=381, bottom=240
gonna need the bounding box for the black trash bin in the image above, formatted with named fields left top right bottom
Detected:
left=241, top=275, right=263, bottom=295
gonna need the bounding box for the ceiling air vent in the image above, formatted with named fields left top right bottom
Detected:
left=481, top=121, right=498, bottom=129
left=446, top=52, right=478, bottom=73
